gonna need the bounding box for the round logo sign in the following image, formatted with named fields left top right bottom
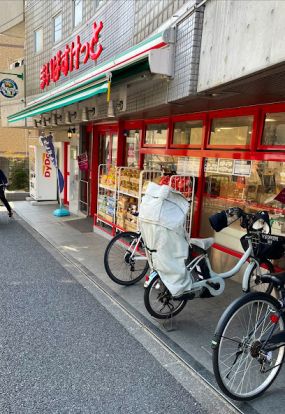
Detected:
left=0, top=78, right=18, bottom=98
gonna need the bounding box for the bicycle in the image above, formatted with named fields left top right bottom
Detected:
left=212, top=261, right=285, bottom=401
left=104, top=231, right=149, bottom=285
left=143, top=208, right=277, bottom=320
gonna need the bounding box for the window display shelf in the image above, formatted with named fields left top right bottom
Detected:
left=97, top=164, right=117, bottom=227
left=97, top=213, right=115, bottom=223
left=116, top=167, right=140, bottom=232
left=99, top=184, right=116, bottom=192
left=97, top=165, right=195, bottom=235
left=205, top=193, right=285, bottom=215
left=118, top=190, right=139, bottom=198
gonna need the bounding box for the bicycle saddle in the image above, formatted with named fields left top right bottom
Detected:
left=261, top=272, right=285, bottom=288
left=190, top=237, right=214, bottom=251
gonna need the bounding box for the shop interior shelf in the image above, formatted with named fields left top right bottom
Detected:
left=118, top=190, right=139, bottom=198
left=97, top=214, right=115, bottom=226
left=205, top=193, right=285, bottom=215
left=99, top=184, right=116, bottom=192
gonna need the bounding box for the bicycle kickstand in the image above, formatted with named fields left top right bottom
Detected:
left=162, top=312, right=177, bottom=332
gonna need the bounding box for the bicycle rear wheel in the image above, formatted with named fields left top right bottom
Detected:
left=144, top=274, right=187, bottom=319
left=104, top=231, right=149, bottom=286
left=212, top=292, right=285, bottom=401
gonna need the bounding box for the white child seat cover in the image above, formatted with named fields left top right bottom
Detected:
left=139, top=182, right=193, bottom=296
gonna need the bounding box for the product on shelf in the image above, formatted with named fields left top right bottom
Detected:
left=141, top=175, right=161, bottom=193
left=98, top=190, right=116, bottom=223
left=158, top=174, right=193, bottom=198
left=100, top=166, right=117, bottom=189
left=119, top=169, right=140, bottom=196
left=116, top=194, right=138, bottom=231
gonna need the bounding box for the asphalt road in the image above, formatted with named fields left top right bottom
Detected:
left=0, top=217, right=212, bottom=414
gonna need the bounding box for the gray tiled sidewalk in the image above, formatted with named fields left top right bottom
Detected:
left=6, top=201, right=285, bottom=414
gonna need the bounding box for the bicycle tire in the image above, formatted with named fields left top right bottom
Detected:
left=104, top=231, right=149, bottom=286
left=144, top=274, right=187, bottom=319
left=212, top=292, right=285, bottom=401
left=248, top=259, right=274, bottom=294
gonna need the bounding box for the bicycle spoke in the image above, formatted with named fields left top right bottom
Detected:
left=214, top=295, right=285, bottom=400
left=148, top=280, right=184, bottom=316
left=105, top=232, right=149, bottom=285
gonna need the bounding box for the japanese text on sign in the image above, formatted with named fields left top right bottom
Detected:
left=77, top=152, right=89, bottom=171
left=218, top=159, right=234, bottom=174
left=177, top=157, right=200, bottom=177
left=233, top=160, right=252, bottom=176
left=204, top=158, right=219, bottom=173
left=40, top=21, right=103, bottom=90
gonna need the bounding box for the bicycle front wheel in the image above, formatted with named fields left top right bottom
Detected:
left=212, top=292, right=285, bottom=401
left=104, top=231, right=149, bottom=286
left=248, top=259, right=274, bottom=294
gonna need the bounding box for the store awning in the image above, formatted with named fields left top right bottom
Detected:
left=8, top=28, right=174, bottom=123
left=8, top=81, right=109, bottom=123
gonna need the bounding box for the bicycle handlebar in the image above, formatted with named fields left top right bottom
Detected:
left=210, top=206, right=281, bottom=236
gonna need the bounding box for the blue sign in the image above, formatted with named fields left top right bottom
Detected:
left=0, top=78, right=18, bottom=98
left=40, top=134, right=64, bottom=193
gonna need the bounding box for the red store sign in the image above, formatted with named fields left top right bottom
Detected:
left=42, top=153, right=52, bottom=178
left=40, top=21, right=103, bottom=90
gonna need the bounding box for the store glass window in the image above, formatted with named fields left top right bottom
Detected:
left=73, top=0, right=83, bottom=27
left=145, top=123, right=168, bottom=145
left=34, top=27, right=43, bottom=53
left=98, top=132, right=118, bottom=166
left=53, top=13, right=62, bottom=43
left=111, top=134, right=118, bottom=166
left=125, top=130, right=140, bottom=168
left=201, top=159, right=285, bottom=252
left=144, top=155, right=200, bottom=233
left=173, top=120, right=203, bottom=146
left=262, top=112, right=285, bottom=146
left=144, top=154, right=178, bottom=172
left=209, top=116, right=253, bottom=146
left=144, top=155, right=200, bottom=177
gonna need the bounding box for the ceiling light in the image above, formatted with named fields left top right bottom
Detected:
left=67, top=127, right=76, bottom=139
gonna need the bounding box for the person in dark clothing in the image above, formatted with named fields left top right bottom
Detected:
left=0, top=169, right=12, bottom=217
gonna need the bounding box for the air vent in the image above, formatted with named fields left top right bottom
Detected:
left=9, top=58, right=24, bottom=70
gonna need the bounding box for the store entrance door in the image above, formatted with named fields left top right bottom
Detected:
left=79, top=128, right=92, bottom=215
left=69, top=145, right=79, bottom=214
left=98, top=130, right=118, bottom=167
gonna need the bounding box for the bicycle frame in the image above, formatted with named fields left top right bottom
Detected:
left=188, top=241, right=253, bottom=296
left=126, top=234, right=146, bottom=261
left=126, top=233, right=153, bottom=272
left=145, top=238, right=254, bottom=297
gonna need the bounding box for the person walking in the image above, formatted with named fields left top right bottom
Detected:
left=0, top=169, right=12, bottom=217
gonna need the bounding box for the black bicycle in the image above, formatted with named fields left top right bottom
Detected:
left=212, top=264, right=285, bottom=401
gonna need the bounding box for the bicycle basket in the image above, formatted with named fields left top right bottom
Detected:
left=240, top=232, right=285, bottom=260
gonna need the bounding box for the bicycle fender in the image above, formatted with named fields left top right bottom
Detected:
left=242, top=260, right=256, bottom=293
left=144, top=270, right=158, bottom=288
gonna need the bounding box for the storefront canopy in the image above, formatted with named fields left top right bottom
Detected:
left=8, top=81, right=108, bottom=123
left=8, top=29, right=174, bottom=124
